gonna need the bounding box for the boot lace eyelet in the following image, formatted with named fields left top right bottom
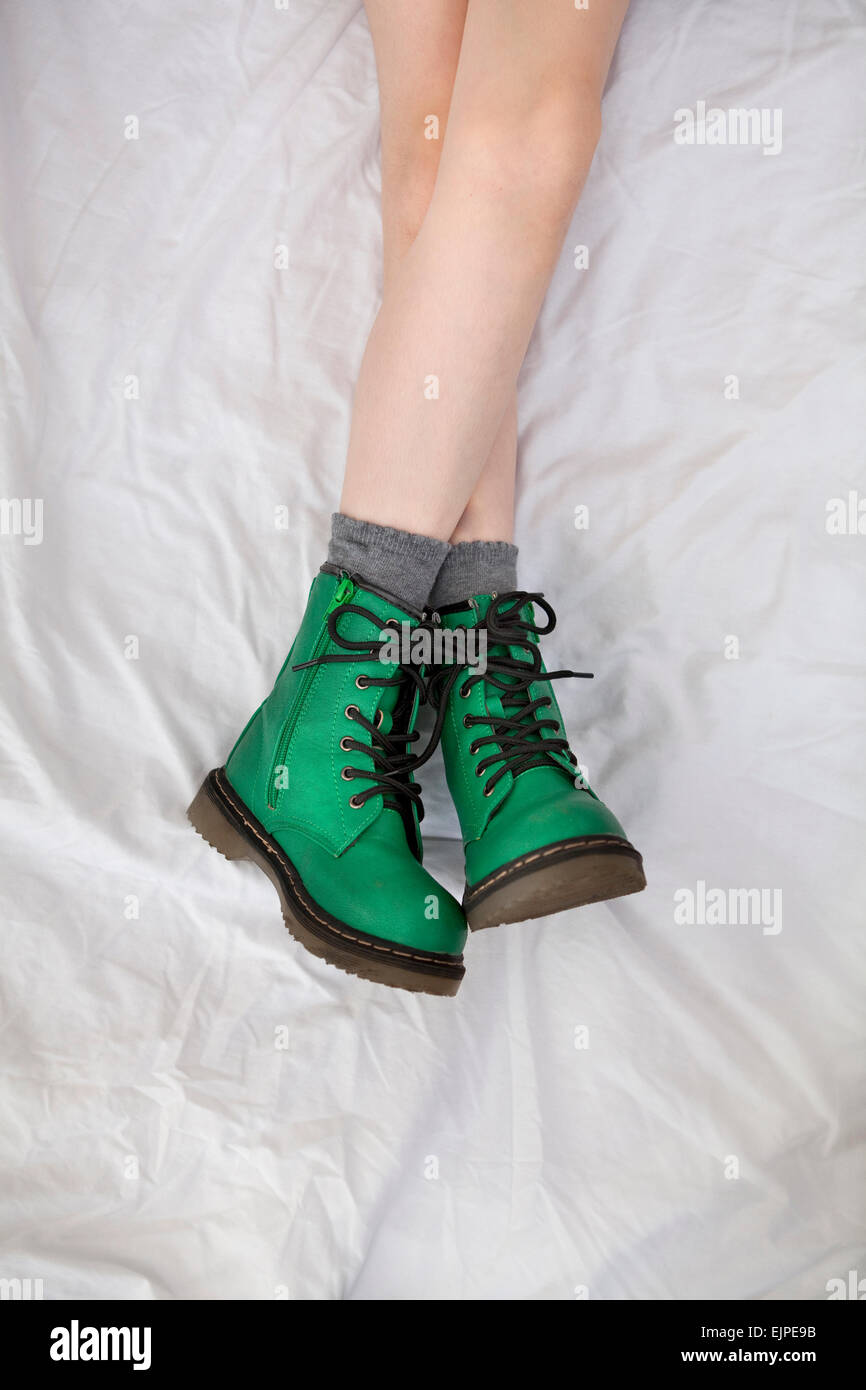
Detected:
left=483, top=784, right=494, bottom=797
left=292, top=594, right=452, bottom=825
left=459, top=683, right=471, bottom=698
left=469, top=740, right=480, bottom=755
left=475, top=765, right=485, bottom=778
left=463, top=714, right=473, bottom=729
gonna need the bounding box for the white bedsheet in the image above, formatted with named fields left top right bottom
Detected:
left=1, top=0, right=863, bottom=1300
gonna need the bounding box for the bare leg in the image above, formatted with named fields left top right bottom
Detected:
left=366, top=0, right=518, bottom=545
left=342, top=0, right=630, bottom=541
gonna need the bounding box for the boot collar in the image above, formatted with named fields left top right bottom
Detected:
left=319, top=563, right=425, bottom=621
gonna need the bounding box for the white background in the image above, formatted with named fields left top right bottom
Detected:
left=1, top=0, right=864, bottom=1299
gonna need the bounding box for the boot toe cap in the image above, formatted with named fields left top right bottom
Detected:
left=466, top=770, right=634, bottom=889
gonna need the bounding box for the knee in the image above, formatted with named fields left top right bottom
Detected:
left=379, top=81, right=604, bottom=265
left=381, top=154, right=439, bottom=255
left=379, top=128, right=443, bottom=256
left=455, top=82, right=602, bottom=239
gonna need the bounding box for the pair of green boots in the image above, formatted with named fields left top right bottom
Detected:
left=188, top=566, right=645, bottom=995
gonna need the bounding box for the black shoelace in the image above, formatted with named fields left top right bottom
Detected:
left=292, top=602, right=446, bottom=816
left=429, top=591, right=593, bottom=797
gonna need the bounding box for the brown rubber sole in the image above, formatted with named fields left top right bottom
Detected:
left=187, top=768, right=465, bottom=996
left=464, top=835, right=646, bottom=932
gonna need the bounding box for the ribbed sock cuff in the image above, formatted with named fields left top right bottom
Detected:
left=428, top=540, right=519, bottom=609
left=327, top=513, right=450, bottom=614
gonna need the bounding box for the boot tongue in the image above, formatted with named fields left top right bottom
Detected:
left=469, top=592, right=538, bottom=641
left=440, top=593, right=575, bottom=782
left=458, top=593, right=556, bottom=773
left=474, top=591, right=540, bottom=681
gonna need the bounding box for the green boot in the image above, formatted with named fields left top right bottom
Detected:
left=433, top=590, right=646, bottom=931
left=188, top=567, right=467, bottom=994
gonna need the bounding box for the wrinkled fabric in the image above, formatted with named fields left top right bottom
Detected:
left=0, top=0, right=863, bottom=1300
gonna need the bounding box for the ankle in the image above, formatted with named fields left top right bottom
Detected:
left=327, top=512, right=450, bottom=615
left=428, top=540, right=519, bottom=609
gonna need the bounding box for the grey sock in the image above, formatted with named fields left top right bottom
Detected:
left=327, top=513, right=450, bottom=615
left=428, top=540, right=519, bottom=609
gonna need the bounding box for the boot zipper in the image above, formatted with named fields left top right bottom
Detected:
left=324, top=573, right=355, bottom=615
left=267, top=574, right=356, bottom=808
